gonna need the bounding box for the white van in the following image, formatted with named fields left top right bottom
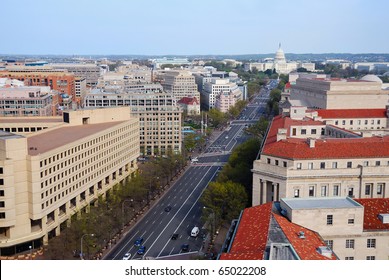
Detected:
left=191, top=226, right=200, bottom=237
left=191, top=157, right=198, bottom=163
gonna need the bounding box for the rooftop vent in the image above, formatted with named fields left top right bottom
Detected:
left=298, top=231, right=305, bottom=239
left=317, top=246, right=332, bottom=258
left=378, top=213, right=389, bottom=224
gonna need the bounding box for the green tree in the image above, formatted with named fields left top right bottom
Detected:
left=207, top=108, right=228, bottom=128
left=201, top=181, right=247, bottom=225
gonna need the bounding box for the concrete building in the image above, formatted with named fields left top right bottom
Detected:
left=222, top=197, right=389, bottom=260
left=289, top=75, right=388, bottom=109
left=50, top=63, right=102, bottom=86
left=84, top=89, right=182, bottom=156
left=74, top=77, right=87, bottom=103
left=219, top=201, right=338, bottom=260
left=151, top=57, right=190, bottom=69
left=0, top=107, right=139, bottom=254
left=215, top=90, right=238, bottom=113
left=201, top=78, right=242, bottom=110
left=160, top=70, right=201, bottom=101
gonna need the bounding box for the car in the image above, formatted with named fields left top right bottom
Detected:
left=122, top=252, right=132, bottom=260
left=171, top=233, right=179, bottom=240
left=134, top=237, right=143, bottom=247
left=191, top=157, right=198, bottom=163
left=137, top=245, right=146, bottom=255
left=164, top=206, right=172, bottom=212
left=191, top=226, right=200, bottom=237
left=181, top=244, right=189, bottom=252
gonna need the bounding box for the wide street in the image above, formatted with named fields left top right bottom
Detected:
left=104, top=84, right=272, bottom=260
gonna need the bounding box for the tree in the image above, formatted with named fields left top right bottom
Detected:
left=207, top=108, right=228, bottom=128
left=297, top=67, right=308, bottom=72
left=245, top=116, right=269, bottom=139
left=216, top=138, right=261, bottom=203
left=201, top=181, right=247, bottom=225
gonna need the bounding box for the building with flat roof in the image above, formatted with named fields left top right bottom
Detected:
left=84, top=89, right=182, bottom=155
left=49, top=63, right=101, bottom=86
left=202, top=78, right=242, bottom=110
left=0, top=107, right=139, bottom=254
left=222, top=197, right=389, bottom=260
left=159, top=70, right=201, bottom=101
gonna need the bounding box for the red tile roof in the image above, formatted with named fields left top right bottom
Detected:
left=316, top=109, right=387, bottom=119
left=220, top=203, right=336, bottom=260
left=354, top=198, right=389, bottom=231
left=219, top=203, right=273, bottom=260
left=265, top=115, right=324, bottom=145
left=263, top=136, right=389, bottom=159
left=177, top=96, right=199, bottom=105
left=285, top=82, right=291, bottom=89
left=273, top=214, right=337, bottom=260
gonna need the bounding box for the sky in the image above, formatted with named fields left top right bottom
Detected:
left=1, top=0, right=388, bottom=55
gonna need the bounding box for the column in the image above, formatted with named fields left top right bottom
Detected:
left=262, top=180, right=268, bottom=204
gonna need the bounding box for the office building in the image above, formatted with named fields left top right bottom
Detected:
left=160, top=70, right=201, bottom=101
left=0, top=107, right=139, bottom=254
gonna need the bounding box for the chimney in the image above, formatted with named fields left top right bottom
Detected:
left=307, top=138, right=315, bottom=148
left=298, top=231, right=305, bottom=239
left=277, top=128, right=287, bottom=141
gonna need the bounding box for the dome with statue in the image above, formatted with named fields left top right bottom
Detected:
left=274, top=43, right=286, bottom=63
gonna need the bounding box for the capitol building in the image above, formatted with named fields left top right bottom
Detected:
left=244, top=44, right=315, bottom=74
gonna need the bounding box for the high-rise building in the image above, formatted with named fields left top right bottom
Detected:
left=160, top=70, right=201, bottom=101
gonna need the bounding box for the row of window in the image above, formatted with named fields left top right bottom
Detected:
left=0, top=126, right=48, bottom=133
left=294, top=183, right=385, bottom=198
left=335, top=119, right=382, bottom=126
left=325, top=238, right=376, bottom=250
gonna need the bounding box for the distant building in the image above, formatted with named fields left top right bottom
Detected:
left=201, top=78, right=242, bottom=110
left=177, top=96, right=200, bottom=116
left=159, top=70, right=200, bottom=101
left=151, top=58, right=190, bottom=69
left=215, top=90, right=238, bottom=113
left=244, top=44, right=315, bottom=74
left=49, top=63, right=102, bottom=86
left=0, top=107, right=139, bottom=254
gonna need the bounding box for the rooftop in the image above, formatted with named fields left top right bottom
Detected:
left=354, top=198, right=389, bottom=231
left=27, top=121, right=125, bottom=155
left=282, top=197, right=362, bottom=210
left=316, top=108, right=387, bottom=119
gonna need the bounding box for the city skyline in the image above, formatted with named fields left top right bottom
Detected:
left=1, top=0, right=389, bottom=55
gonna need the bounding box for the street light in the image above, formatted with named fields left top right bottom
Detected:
left=122, top=199, right=134, bottom=229
left=80, top=233, right=94, bottom=260
left=29, top=245, right=32, bottom=260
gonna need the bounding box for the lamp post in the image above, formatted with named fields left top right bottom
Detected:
left=203, top=206, right=216, bottom=243
left=122, top=199, right=134, bottom=229
left=29, top=245, right=32, bottom=260
left=80, top=233, right=94, bottom=260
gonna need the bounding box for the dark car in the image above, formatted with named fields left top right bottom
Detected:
left=134, top=237, right=143, bottom=247
left=164, top=206, right=172, bottom=212
left=137, top=245, right=146, bottom=255
left=171, top=233, right=179, bottom=240
left=181, top=244, right=189, bottom=252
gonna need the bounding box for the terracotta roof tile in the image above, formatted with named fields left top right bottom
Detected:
left=354, top=198, right=389, bottom=231
left=273, top=214, right=337, bottom=260
left=263, top=136, right=389, bottom=159
left=177, top=96, right=199, bottom=105
left=219, top=203, right=273, bottom=260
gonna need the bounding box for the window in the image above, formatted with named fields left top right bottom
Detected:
left=321, top=185, right=327, bottom=197
left=0, top=167, right=3, bottom=174
left=324, top=240, right=333, bottom=250
left=0, top=190, right=4, bottom=196
left=297, top=163, right=302, bottom=169
left=320, top=162, right=325, bottom=169
left=348, top=218, right=354, bottom=224
left=301, top=129, right=306, bottom=135
left=375, top=161, right=380, bottom=166
left=283, top=161, right=287, bottom=168
left=348, top=187, right=354, bottom=197
left=267, top=158, right=271, bottom=164
left=311, top=129, right=317, bottom=134
left=350, top=120, right=353, bottom=125
left=377, top=183, right=384, bottom=195
left=366, top=256, right=375, bottom=260
left=367, top=239, right=376, bottom=248
left=275, top=160, right=279, bottom=166
left=294, top=189, right=300, bottom=198
left=0, top=179, right=3, bottom=185
left=342, top=120, right=346, bottom=125
left=309, top=186, right=315, bottom=197
left=308, top=162, right=313, bottom=169
left=346, top=239, right=355, bottom=249
left=332, top=162, right=338, bottom=169
left=0, top=212, right=5, bottom=219
left=363, top=161, right=369, bottom=167
left=365, top=184, right=372, bottom=196
left=347, top=161, right=352, bottom=168
left=345, top=257, right=354, bottom=260
left=327, top=215, right=333, bottom=225
left=333, top=185, right=340, bottom=196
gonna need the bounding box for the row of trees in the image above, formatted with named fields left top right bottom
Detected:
left=43, top=154, right=186, bottom=259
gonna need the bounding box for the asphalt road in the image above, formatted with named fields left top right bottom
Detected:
left=104, top=85, right=271, bottom=260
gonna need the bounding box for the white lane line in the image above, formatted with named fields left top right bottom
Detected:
left=169, top=247, right=175, bottom=255
left=145, top=166, right=216, bottom=258
left=112, top=229, right=139, bottom=259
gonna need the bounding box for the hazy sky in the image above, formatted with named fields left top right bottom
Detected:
left=1, top=0, right=388, bottom=55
